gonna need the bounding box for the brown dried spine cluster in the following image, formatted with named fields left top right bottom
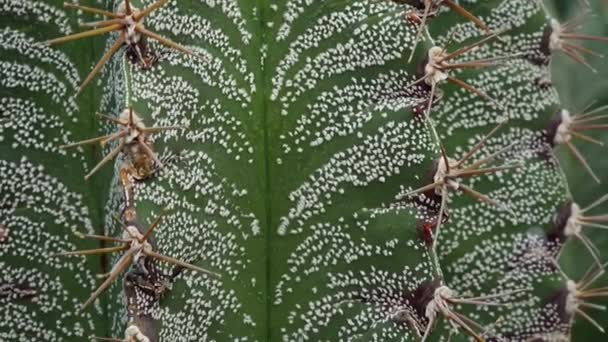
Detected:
left=46, top=0, right=205, bottom=94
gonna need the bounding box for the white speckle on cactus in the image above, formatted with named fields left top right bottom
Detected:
left=2, top=0, right=602, bottom=340
left=0, top=158, right=98, bottom=340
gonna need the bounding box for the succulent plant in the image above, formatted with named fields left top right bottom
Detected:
left=2, top=0, right=608, bottom=341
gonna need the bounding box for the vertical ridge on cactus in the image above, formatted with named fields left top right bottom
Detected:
left=2, top=0, right=608, bottom=341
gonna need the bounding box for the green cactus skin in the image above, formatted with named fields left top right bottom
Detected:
left=1, top=0, right=608, bottom=341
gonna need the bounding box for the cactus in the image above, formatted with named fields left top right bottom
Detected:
left=2, top=0, right=608, bottom=341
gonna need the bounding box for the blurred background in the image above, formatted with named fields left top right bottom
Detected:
left=544, top=0, right=608, bottom=340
